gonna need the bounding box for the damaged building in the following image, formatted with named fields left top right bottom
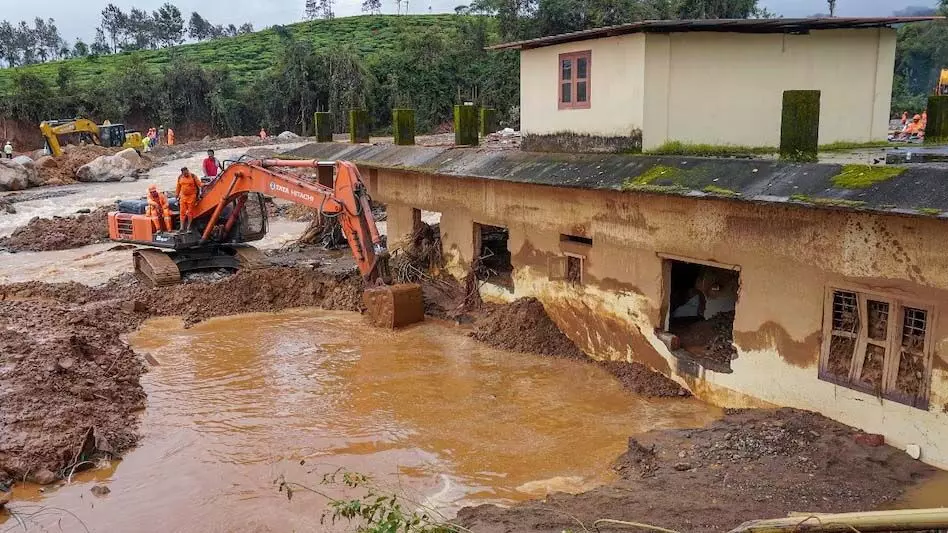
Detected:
left=289, top=16, right=948, bottom=468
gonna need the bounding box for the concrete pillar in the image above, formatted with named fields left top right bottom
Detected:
left=454, top=104, right=479, bottom=146
left=385, top=203, right=417, bottom=250
left=479, top=108, right=497, bottom=137
left=392, top=109, right=415, bottom=146
left=349, top=109, right=370, bottom=144
left=314, top=112, right=332, bottom=142
left=779, top=90, right=821, bottom=162
left=926, top=96, right=948, bottom=145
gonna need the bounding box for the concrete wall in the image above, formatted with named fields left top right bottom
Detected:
left=650, top=29, right=896, bottom=150
left=520, top=29, right=896, bottom=151
left=372, top=170, right=948, bottom=469
left=520, top=34, right=646, bottom=138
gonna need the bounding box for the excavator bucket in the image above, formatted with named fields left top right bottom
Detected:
left=363, top=284, right=425, bottom=329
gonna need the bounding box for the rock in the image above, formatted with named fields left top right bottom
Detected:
left=0, top=489, right=10, bottom=507
left=35, top=156, right=58, bottom=169
left=76, top=154, right=136, bottom=182
left=202, top=135, right=211, bottom=142
left=906, top=444, right=922, bottom=460
left=277, top=131, right=301, bottom=140
left=31, top=149, right=47, bottom=160
left=76, top=208, right=91, bottom=214
left=854, top=432, right=884, bottom=447
left=12, top=155, right=34, bottom=167
left=114, top=147, right=145, bottom=169
left=0, top=160, right=32, bottom=191
left=674, top=462, right=693, bottom=471
left=120, top=176, right=137, bottom=183
left=56, top=357, right=76, bottom=371
left=120, top=300, right=147, bottom=313
left=90, top=485, right=111, bottom=496
left=31, top=468, right=57, bottom=485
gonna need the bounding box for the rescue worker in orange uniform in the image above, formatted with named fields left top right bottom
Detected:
left=167, top=127, right=175, bottom=146
left=175, top=167, right=203, bottom=231
left=146, top=184, right=172, bottom=232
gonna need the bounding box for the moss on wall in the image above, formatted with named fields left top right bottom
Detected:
left=523, top=131, right=643, bottom=154
left=918, top=208, right=942, bottom=216
left=454, top=105, right=479, bottom=146
left=703, top=185, right=742, bottom=197
left=479, top=108, right=498, bottom=137
left=392, top=108, right=415, bottom=146
left=780, top=90, right=821, bottom=162
left=622, top=163, right=715, bottom=192
left=926, top=96, right=948, bottom=145
left=314, top=112, right=332, bottom=142
left=349, top=108, right=370, bottom=144
left=646, top=141, right=777, bottom=157
left=831, top=165, right=905, bottom=189
left=790, top=194, right=866, bottom=208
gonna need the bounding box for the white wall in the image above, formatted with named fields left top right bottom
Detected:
left=520, top=35, right=646, bottom=138
left=651, top=29, right=896, bottom=150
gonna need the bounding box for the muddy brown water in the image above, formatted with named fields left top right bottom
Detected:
left=3, top=309, right=720, bottom=532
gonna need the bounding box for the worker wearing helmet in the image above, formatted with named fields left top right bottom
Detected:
left=903, top=114, right=924, bottom=138
left=176, top=167, right=202, bottom=231
left=146, top=184, right=172, bottom=232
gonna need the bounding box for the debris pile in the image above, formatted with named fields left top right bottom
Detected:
left=598, top=361, right=691, bottom=397
left=457, top=408, right=937, bottom=533
left=471, top=298, right=586, bottom=358
left=38, top=145, right=114, bottom=186
left=702, top=310, right=737, bottom=365
left=391, top=222, right=443, bottom=283
left=0, top=207, right=112, bottom=252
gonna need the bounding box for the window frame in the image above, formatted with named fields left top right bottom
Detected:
left=558, top=51, right=592, bottom=110
left=818, top=286, right=935, bottom=409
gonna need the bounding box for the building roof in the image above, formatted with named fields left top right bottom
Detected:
left=487, top=17, right=941, bottom=51
left=284, top=142, right=948, bottom=220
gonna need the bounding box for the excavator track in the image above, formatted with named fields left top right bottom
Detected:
left=231, top=246, right=268, bottom=270
left=133, top=249, right=181, bottom=287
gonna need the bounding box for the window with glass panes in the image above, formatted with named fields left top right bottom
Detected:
left=558, top=51, right=591, bottom=109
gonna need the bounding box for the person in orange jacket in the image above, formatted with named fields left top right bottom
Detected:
left=167, top=127, right=175, bottom=146
left=146, top=184, right=172, bottom=232
left=259, top=127, right=268, bottom=140
left=175, top=167, right=202, bottom=230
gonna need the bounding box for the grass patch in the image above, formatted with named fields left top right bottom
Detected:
left=831, top=164, right=905, bottom=189
left=790, top=194, right=866, bottom=208
left=624, top=164, right=684, bottom=187
left=819, top=140, right=891, bottom=152
left=703, top=185, right=742, bottom=197
left=622, top=183, right=690, bottom=194
left=918, top=208, right=942, bottom=216
left=644, top=141, right=777, bottom=157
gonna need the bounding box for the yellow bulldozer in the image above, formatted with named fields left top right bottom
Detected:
left=39, top=118, right=145, bottom=157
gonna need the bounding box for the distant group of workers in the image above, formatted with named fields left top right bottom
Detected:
left=141, top=125, right=176, bottom=152
left=895, top=110, right=928, bottom=141
left=145, top=149, right=220, bottom=233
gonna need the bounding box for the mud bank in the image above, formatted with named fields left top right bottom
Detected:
left=0, top=206, right=111, bottom=252
left=0, top=267, right=364, bottom=486
left=457, top=408, right=937, bottom=532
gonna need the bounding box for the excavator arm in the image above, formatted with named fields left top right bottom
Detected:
left=39, top=119, right=101, bottom=157
left=193, top=159, right=387, bottom=283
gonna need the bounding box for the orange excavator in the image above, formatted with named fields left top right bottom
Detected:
left=107, top=158, right=423, bottom=328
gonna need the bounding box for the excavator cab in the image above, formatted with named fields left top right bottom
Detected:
left=98, top=124, right=127, bottom=147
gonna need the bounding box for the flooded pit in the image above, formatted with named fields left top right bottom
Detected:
left=3, top=309, right=720, bottom=532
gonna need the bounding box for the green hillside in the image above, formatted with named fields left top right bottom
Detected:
left=0, top=14, right=490, bottom=93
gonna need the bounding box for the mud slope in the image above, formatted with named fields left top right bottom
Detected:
left=0, top=267, right=364, bottom=486
left=0, top=206, right=111, bottom=252
left=457, top=408, right=936, bottom=533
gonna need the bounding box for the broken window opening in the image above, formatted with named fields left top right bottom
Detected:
left=566, top=254, right=584, bottom=285
left=561, top=234, right=593, bottom=246
left=392, top=208, right=442, bottom=283
left=819, top=289, right=933, bottom=409
left=474, top=223, right=513, bottom=290
left=663, top=259, right=740, bottom=370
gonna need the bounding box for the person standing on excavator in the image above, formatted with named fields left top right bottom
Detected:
left=146, top=184, right=172, bottom=232
left=202, top=150, right=220, bottom=182
left=175, top=167, right=202, bottom=231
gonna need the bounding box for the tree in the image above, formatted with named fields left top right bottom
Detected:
left=0, top=21, right=17, bottom=67
left=16, top=21, right=37, bottom=65
left=91, top=28, right=110, bottom=55
left=125, top=8, right=155, bottom=50
left=153, top=3, right=185, bottom=47
left=362, top=0, right=383, bottom=14
left=101, top=3, right=128, bottom=52
left=675, top=0, right=759, bottom=19
left=226, top=24, right=239, bottom=37
left=238, top=23, right=255, bottom=34
left=188, top=12, right=212, bottom=40
left=73, top=39, right=90, bottom=58
left=827, top=0, right=836, bottom=17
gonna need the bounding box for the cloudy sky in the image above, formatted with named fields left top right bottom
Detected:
left=3, top=0, right=939, bottom=43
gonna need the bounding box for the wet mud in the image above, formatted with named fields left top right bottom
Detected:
left=0, top=206, right=111, bottom=252
left=457, top=408, right=938, bottom=532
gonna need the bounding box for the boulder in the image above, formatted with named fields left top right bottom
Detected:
left=120, top=176, right=137, bottom=183
left=12, top=155, right=34, bottom=167
left=35, top=156, right=58, bottom=169
left=76, top=154, right=136, bottom=182
left=277, top=131, right=301, bottom=140
left=114, top=147, right=145, bottom=169
left=31, top=468, right=57, bottom=485
left=31, top=149, right=47, bottom=160
left=0, top=160, right=32, bottom=191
